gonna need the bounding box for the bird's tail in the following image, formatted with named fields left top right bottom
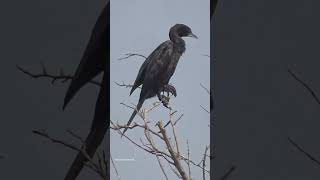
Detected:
left=64, top=125, right=108, bottom=180
left=121, top=98, right=145, bottom=137
left=62, top=67, right=102, bottom=110
left=64, top=72, right=108, bottom=180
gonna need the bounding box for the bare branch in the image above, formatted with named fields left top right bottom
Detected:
left=288, top=69, right=320, bottom=105
left=113, top=100, right=210, bottom=178
left=187, top=140, right=191, bottom=178
left=114, top=81, right=140, bottom=89
left=202, top=146, right=209, bottom=180
left=32, top=130, right=108, bottom=180
left=32, top=130, right=79, bottom=151
left=219, top=166, right=236, bottom=180
left=110, top=155, right=121, bottom=180
left=118, top=53, right=147, bottom=60
left=200, top=83, right=210, bottom=95
left=17, top=65, right=101, bottom=86
left=157, top=121, right=190, bottom=180
left=200, top=105, right=210, bottom=114
left=169, top=109, right=181, bottom=157
left=288, top=137, right=320, bottom=167
left=143, top=110, right=169, bottom=180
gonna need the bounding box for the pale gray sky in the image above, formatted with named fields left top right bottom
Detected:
left=110, top=0, right=210, bottom=179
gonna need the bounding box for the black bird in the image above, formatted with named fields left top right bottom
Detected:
left=63, top=5, right=108, bottom=110
left=63, top=4, right=109, bottom=180
left=122, top=24, right=197, bottom=137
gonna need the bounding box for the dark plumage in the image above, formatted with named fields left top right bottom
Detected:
left=63, top=5, right=108, bottom=110
left=122, top=24, right=197, bottom=137
left=63, top=4, right=109, bottom=180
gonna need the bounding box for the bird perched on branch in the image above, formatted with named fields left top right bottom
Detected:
left=122, top=24, right=197, bottom=137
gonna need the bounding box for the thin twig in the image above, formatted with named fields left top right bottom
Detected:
left=219, top=166, right=236, bottom=180
left=32, top=130, right=108, bottom=180
left=110, top=155, right=121, bottom=180
left=17, top=65, right=101, bottom=86
left=200, top=83, right=210, bottom=95
left=288, top=137, right=320, bottom=166
left=202, top=146, right=209, bottom=180
left=200, top=105, right=210, bottom=114
left=288, top=69, right=320, bottom=105
left=118, top=53, right=147, bottom=60
left=187, top=140, right=191, bottom=178
left=114, top=81, right=140, bottom=89
left=169, top=109, right=180, bottom=157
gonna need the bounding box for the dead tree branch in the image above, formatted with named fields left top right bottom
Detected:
left=288, top=137, right=320, bottom=167
left=157, top=121, right=190, bottom=180
left=32, top=130, right=108, bottom=180
left=113, top=52, right=210, bottom=179
left=118, top=53, right=147, bottom=60
left=202, top=146, right=209, bottom=180
left=288, top=69, right=320, bottom=105
left=219, top=166, right=236, bottom=180
left=16, top=64, right=101, bottom=86
left=111, top=103, right=210, bottom=179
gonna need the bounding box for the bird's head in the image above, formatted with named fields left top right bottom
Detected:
left=170, top=24, right=198, bottom=39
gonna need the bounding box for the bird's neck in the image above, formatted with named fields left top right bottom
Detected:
left=169, top=33, right=186, bottom=54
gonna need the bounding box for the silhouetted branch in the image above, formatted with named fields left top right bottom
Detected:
left=16, top=65, right=101, bottom=86
left=288, top=69, right=320, bottom=105
left=32, top=130, right=108, bottom=180
left=288, top=137, right=320, bottom=167
left=219, top=166, right=236, bottom=180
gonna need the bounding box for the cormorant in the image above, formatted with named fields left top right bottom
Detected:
left=63, top=4, right=109, bottom=180
left=122, top=24, right=197, bottom=137
left=63, top=4, right=107, bottom=110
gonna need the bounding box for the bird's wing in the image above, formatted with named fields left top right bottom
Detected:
left=129, top=59, right=149, bottom=95
left=143, top=41, right=173, bottom=82
left=63, top=5, right=108, bottom=110
left=130, top=40, right=173, bottom=95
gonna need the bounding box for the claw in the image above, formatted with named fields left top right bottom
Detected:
left=161, top=84, right=177, bottom=97
left=160, top=95, right=171, bottom=109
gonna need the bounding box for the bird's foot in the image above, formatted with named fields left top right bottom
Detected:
left=159, top=95, right=172, bottom=110
left=161, top=84, right=177, bottom=97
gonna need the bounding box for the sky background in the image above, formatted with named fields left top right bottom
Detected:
left=110, top=0, right=210, bottom=180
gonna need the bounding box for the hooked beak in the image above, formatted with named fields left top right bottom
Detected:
left=187, top=32, right=198, bottom=39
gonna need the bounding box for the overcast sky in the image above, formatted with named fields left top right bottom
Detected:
left=110, top=0, right=210, bottom=179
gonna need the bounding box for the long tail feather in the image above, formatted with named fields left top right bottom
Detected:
left=121, top=98, right=145, bottom=137
left=64, top=72, right=108, bottom=180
